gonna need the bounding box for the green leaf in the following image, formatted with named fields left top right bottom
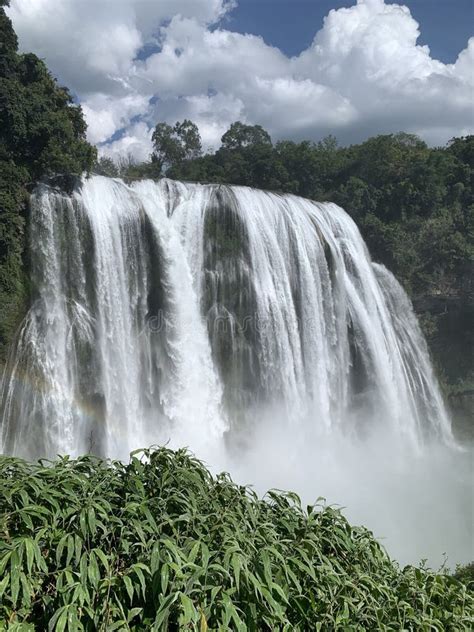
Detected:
left=180, top=593, right=196, bottom=624
left=150, top=542, right=160, bottom=574
left=48, top=606, right=68, bottom=632
left=124, top=575, right=134, bottom=603
left=231, top=553, right=241, bottom=591
left=87, top=552, right=100, bottom=589
left=24, top=539, right=34, bottom=575
left=87, top=507, right=96, bottom=536
left=93, top=548, right=109, bottom=573
left=127, top=607, right=143, bottom=623
left=74, top=536, right=83, bottom=566
left=20, top=572, right=31, bottom=609
left=161, top=563, right=169, bottom=595
left=10, top=550, right=20, bottom=607
left=55, top=606, right=69, bottom=632
left=79, top=510, right=88, bottom=539
left=66, top=535, right=75, bottom=567
left=0, top=573, right=9, bottom=598
left=153, top=592, right=179, bottom=628
left=188, top=540, right=200, bottom=565
left=106, top=622, right=127, bottom=631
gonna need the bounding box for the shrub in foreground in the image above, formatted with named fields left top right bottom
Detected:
left=0, top=448, right=472, bottom=630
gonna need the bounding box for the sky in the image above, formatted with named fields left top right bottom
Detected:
left=7, top=0, right=474, bottom=160
left=230, top=0, right=474, bottom=62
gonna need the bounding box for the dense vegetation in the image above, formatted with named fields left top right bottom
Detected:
left=0, top=1, right=96, bottom=360
left=1, top=448, right=473, bottom=631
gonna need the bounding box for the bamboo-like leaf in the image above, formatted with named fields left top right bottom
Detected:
left=24, top=538, right=34, bottom=575
left=65, top=535, right=74, bottom=567
left=87, top=551, right=100, bottom=589
left=123, top=575, right=134, bottom=603
left=55, top=606, right=69, bottom=632
left=153, top=592, right=179, bottom=628
left=20, top=572, right=31, bottom=609
left=231, top=553, right=241, bottom=592
left=10, top=550, right=20, bottom=607
left=180, top=593, right=196, bottom=624
left=79, top=511, right=87, bottom=539
left=0, top=573, right=9, bottom=598
left=87, top=507, right=96, bottom=536
left=0, top=449, right=472, bottom=631
left=161, top=563, right=169, bottom=595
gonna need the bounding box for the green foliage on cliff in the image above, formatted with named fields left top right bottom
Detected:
left=1, top=448, right=473, bottom=631
left=0, top=2, right=96, bottom=361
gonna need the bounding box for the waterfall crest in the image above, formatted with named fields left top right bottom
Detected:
left=0, top=176, right=452, bottom=460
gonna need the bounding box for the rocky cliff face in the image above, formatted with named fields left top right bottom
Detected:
left=414, top=291, right=474, bottom=441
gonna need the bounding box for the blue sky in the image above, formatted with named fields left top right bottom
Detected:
left=7, top=0, right=474, bottom=158
left=229, top=0, right=474, bottom=62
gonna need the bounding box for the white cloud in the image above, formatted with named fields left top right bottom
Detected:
left=82, top=94, right=151, bottom=145
left=291, top=0, right=473, bottom=144
left=8, top=0, right=142, bottom=93
left=454, top=37, right=474, bottom=86
left=7, top=0, right=474, bottom=158
left=141, top=17, right=289, bottom=98
left=100, top=121, right=153, bottom=163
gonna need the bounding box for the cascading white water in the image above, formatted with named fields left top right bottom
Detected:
left=0, top=175, right=452, bottom=458
left=2, top=176, right=471, bottom=566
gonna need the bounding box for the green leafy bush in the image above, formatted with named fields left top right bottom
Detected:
left=1, top=448, right=472, bottom=630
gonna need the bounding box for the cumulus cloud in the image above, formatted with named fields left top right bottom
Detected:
left=100, top=121, right=154, bottom=163
left=7, top=0, right=474, bottom=158
left=292, top=0, right=473, bottom=143
left=82, top=94, right=151, bottom=145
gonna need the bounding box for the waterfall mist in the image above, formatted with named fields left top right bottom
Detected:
left=1, top=176, right=471, bottom=567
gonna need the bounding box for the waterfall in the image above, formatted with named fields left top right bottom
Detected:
left=0, top=175, right=452, bottom=460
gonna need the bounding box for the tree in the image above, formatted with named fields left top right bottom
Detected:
left=174, top=119, right=202, bottom=160
left=317, top=134, right=339, bottom=152
left=447, top=135, right=474, bottom=166
left=0, top=0, right=17, bottom=76
left=94, top=156, right=119, bottom=178
left=221, top=122, right=272, bottom=150
left=0, top=3, right=96, bottom=358
left=151, top=119, right=202, bottom=174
